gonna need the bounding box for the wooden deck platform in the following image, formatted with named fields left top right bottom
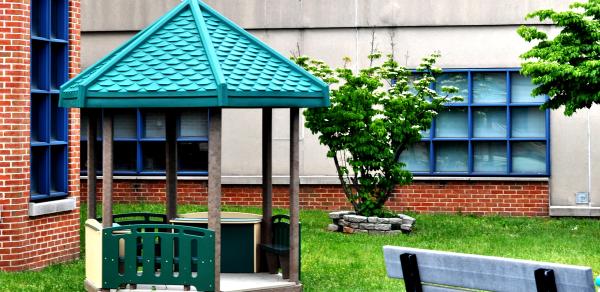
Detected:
left=85, top=273, right=301, bottom=292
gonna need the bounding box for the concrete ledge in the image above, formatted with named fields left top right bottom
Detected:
left=549, top=206, right=600, bottom=217
left=29, top=198, right=76, bottom=217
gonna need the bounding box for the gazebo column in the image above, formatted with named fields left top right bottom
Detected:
left=165, top=110, right=178, bottom=221
left=261, top=108, right=273, bottom=267
left=87, top=109, right=98, bottom=220
left=102, top=110, right=114, bottom=228
left=289, top=108, right=300, bottom=283
left=208, top=108, right=222, bottom=291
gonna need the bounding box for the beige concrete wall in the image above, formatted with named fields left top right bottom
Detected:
left=80, top=0, right=600, bottom=214
left=82, top=0, right=570, bottom=31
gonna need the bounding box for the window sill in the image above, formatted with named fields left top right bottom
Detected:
left=80, top=175, right=548, bottom=184
left=412, top=176, right=549, bottom=182
left=29, top=197, right=76, bottom=217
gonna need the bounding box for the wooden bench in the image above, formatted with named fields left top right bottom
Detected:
left=383, top=246, right=595, bottom=292
left=260, top=215, right=294, bottom=279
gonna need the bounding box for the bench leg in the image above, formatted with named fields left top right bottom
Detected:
left=265, top=253, right=279, bottom=274
left=279, top=254, right=290, bottom=279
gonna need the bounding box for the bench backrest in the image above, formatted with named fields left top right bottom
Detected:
left=383, top=246, right=594, bottom=292
left=272, top=214, right=290, bottom=247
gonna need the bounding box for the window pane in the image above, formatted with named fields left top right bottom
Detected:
left=143, top=111, right=165, bottom=138
left=31, top=40, right=49, bottom=90
left=142, top=142, right=166, bottom=171
left=473, top=72, right=506, bottom=104
left=32, top=0, right=50, bottom=38
left=50, top=95, right=66, bottom=142
left=114, top=141, right=137, bottom=171
left=474, top=142, right=506, bottom=172
left=512, top=142, right=546, bottom=173
left=435, top=142, right=468, bottom=172
left=511, top=107, right=545, bottom=138
left=81, top=112, right=88, bottom=139
left=473, top=107, right=506, bottom=138
left=435, top=108, right=467, bottom=138
left=31, top=94, right=48, bottom=143
left=80, top=141, right=102, bottom=173
left=114, top=110, right=137, bottom=138
left=80, top=112, right=102, bottom=141
left=31, top=147, right=49, bottom=195
left=399, top=142, right=430, bottom=172
left=511, top=73, right=545, bottom=103
left=420, top=129, right=430, bottom=139
left=436, top=73, right=468, bottom=103
left=50, top=145, right=66, bottom=193
left=50, top=0, right=68, bottom=40
left=408, top=73, right=423, bottom=95
left=50, top=43, right=68, bottom=90
left=178, top=142, right=208, bottom=171
left=180, top=109, right=208, bottom=137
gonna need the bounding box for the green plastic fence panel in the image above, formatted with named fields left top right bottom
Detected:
left=102, top=224, right=215, bottom=291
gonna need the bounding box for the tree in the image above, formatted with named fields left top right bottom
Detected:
left=518, top=0, right=600, bottom=116
left=293, top=53, right=459, bottom=217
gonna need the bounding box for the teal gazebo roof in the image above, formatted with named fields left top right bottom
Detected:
left=60, top=0, right=329, bottom=108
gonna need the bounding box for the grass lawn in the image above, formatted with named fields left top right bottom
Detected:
left=1, top=203, right=599, bottom=291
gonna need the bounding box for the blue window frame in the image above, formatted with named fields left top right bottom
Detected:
left=400, top=69, right=550, bottom=176
left=30, top=0, right=69, bottom=201
left=81, top=109, right=209, bottom=176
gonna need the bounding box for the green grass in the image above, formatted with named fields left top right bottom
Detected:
left=1, top=204, right=599, bottom=291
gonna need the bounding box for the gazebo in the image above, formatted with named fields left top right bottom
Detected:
left=60, top=0, right=329, bottom=291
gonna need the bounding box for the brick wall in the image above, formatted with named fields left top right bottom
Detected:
left=81, top=179, right=549, bottom=217
left=0, top=0, right=81, bottom=272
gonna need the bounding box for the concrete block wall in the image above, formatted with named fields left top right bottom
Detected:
left=0, top=0, right=81, bottom=272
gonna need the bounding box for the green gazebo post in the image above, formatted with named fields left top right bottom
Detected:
left=62, top=0, right=328, bottom=290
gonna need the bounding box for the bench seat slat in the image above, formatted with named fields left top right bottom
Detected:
left=383, top=246, right=594, bottom=292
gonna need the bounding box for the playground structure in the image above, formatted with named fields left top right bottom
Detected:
left=59, top=0, right=329, bottom=290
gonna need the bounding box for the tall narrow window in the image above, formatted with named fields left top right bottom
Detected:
left=31, top=0, right=69, bottom=201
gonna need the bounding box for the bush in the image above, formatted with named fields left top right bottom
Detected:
left=294, top=53, right=459, bottom=217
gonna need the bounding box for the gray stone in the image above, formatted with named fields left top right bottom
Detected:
left=359, top=223, right=377, bottom=230
left=355, top=229, right=368, bottom=234
left=338, top=219, right=348, bottom=226
left=377, top=217, right=390, bottom=224
left=398, top=214, right=416, bottom=224
left=343, top=214, right=367, bottom=223
left=401, top=224, right=413, bottom=231
left=367, top=216, right=378, bottom=223
left=327, top=224, right=340, bottom=232
left=375, top=224, right=392, bottom=231
left=349, top=223, right=360, bottom=229
left=402, top=218, right=416, bottom=225
left=329, top=211, right=353, bottom=219
left=388, top=230, right=404, bottom=235
left=387, top=218, right=402, bottom=225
